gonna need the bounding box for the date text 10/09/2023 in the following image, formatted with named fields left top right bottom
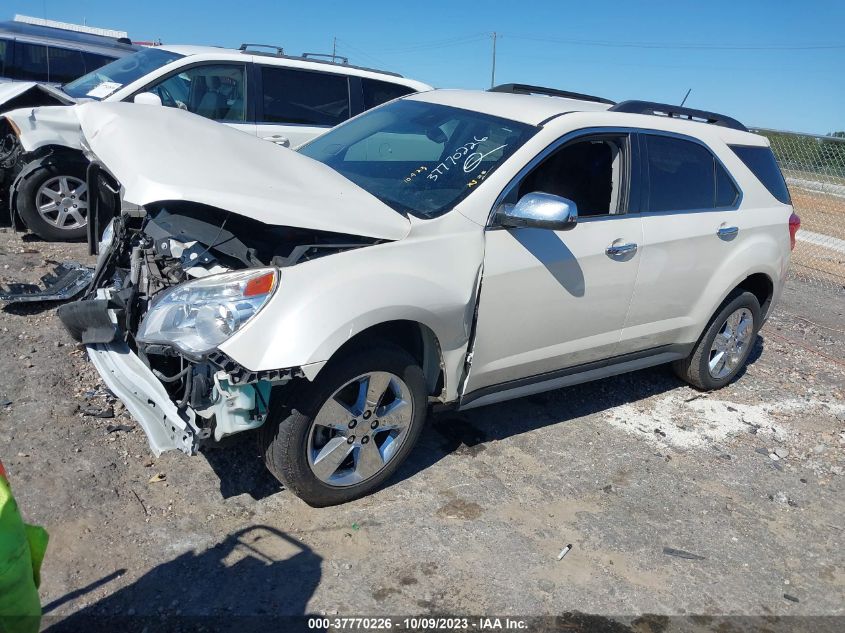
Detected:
left=307, top=617, right=529, bottom=630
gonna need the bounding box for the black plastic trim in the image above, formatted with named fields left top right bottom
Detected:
left=610, top=100, right=748, bottom=132
left=489, top=83, right=615, bottom=105
left=459, top=344, right=693, bottom=408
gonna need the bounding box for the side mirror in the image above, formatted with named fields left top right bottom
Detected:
left=133, top=92, right=163, bottom=106
left=496, top=192, right=578, bottom=231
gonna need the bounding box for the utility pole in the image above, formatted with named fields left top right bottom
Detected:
left=332, top=36, right=337, bottom=61
left=490, top=32, right=498, bottom=88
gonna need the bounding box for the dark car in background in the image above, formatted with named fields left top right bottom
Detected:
left=0, top=16, right=137, bottom=85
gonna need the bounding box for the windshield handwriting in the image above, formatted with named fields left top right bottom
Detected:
left=427, top=136, right=488, bottom=181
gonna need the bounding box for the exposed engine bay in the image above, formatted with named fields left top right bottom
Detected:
left=58, top=193, right=383, bottom=453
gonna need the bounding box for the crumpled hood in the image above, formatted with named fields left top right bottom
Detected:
left=76, top=102, right=411, bottom=241
left=0, top=81, right=76, bottom=110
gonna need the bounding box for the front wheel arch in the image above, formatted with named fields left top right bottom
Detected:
left=313, top=320, right=446, bottom=400
left=11, top=148, right=89, bottom=231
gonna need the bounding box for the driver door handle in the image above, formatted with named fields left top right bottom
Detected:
left=606, top=242, right=638, bottom=257
left=717, top=225, right=739, bottom=239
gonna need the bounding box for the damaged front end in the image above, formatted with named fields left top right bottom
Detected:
left=58, top=165, right=382, bottom=456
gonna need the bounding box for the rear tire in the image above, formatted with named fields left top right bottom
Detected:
left=258, top=343, right=428, bottom=507
left=15, top=160, right=89, bottom=241
left=673, top=290, right=761, bottom=390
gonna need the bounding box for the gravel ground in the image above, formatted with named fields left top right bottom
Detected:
left=1, top=226, right=843, bottom=632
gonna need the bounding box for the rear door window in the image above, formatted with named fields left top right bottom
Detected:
left=361, top=78, right=415, bottom=110
left=14, top=41, right=49, bottom=82
left=644, top=134, right=739, bottom=212
left=47, top=46, right=86, bottom=83
left=260, top=66, right=349, bottom=126
left=716, top=161, right=740, bottom=207
left=730, top=145, right=791, bottom=204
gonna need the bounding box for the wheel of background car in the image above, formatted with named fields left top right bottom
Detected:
left=259, top=342, right=428, bottom=507
left=673, top=290, right=761, bottom=391
left=15, top=161, right=89, bottom=241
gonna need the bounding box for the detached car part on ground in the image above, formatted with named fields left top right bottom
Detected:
left=57, top=91, right=797, bottom=506
left=0, top=44, right=431, bottom=241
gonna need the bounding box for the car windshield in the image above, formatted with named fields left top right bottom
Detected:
left=299, top=99, right=537, bottom=218
left=63, top=48, right=184, bottom=100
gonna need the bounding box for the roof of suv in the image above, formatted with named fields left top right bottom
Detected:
left=408, top=89, right=612, bottom=125
left=409, top=89, right=766, bottom=146
left=157, top=44, right=433, bottom=91
left=0, top=20, right=138, bottom=53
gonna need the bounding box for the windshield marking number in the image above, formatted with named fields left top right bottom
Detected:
left=404, top=166, right=429, bottom=183
left=467, top=170, right=489, bottom=189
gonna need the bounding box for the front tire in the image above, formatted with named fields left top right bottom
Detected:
left=15, top=160, right=89, bottom=241
left=673, top=290, right=761, bottom=390
left=259, top=343, right=428, bottom=506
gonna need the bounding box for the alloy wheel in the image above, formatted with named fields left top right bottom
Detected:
left=35, top=175, right=88, bottom=230
left=708, top=308, right=754, bottom=379
left=307, top=371, right=414, bottom=487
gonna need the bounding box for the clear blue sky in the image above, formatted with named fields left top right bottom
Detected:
left=9, top=0, right=844, bottom=134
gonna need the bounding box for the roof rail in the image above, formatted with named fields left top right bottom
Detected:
left=609, top=100, right=748, bottom=132
left=302, top=52, right=349, bottom=65
left=238, top=45, right=403, bottom=77
left=239, top=43, right=284, bottom=56
left=489, top=83, right=615, bottom=106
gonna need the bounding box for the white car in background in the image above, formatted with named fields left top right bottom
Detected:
left=0, top=43, right=430, bottom=240
left=58, top=86, right=799, bottom=506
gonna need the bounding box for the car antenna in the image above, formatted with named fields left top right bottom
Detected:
left=680, top=88, right=692, bottom=107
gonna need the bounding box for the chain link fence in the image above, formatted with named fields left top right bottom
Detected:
left=752, top=129, right=845, bottom=291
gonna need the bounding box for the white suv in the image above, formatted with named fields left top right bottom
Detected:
left=57, top=85, right=800, bottom=506
left=0, top=43, right=430, bottom=240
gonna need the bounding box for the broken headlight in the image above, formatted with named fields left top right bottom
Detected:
left=136, top=268, right=277, bottom=355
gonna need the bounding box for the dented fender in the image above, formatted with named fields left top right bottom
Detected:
left=4, top=104, right=84, bottom=154
left=218, top=212, right=485, bottom=403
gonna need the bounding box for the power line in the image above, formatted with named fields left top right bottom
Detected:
left=334, top=39, right=394, bottom=70
left=358, top=33, right=488, bottom=55
left=508, top=34, right=845, bottom=51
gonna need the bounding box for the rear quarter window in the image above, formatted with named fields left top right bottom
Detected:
left=361, top=78, right=415, bottom=110
left=730, top=145, right=791, bottom=205
left=81, top=51, right=116, bottom=73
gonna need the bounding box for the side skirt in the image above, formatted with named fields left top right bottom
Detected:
left=457, top=344, right=693, bottom=411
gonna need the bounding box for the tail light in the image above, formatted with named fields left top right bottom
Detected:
left=788, top=213, right=801, bottom=251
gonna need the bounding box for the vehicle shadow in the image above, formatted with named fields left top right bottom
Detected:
left=197, top=336, right=764, bottom=500
left=2, top=301, right=61, bottom=316
left=201, top=432, right=282, bottom=500
left=513, top=228, right=585, bottom=297
left=44, top=525, right=321, bottom=633
left=391, top=335, right=765, bottom=487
